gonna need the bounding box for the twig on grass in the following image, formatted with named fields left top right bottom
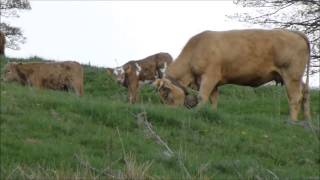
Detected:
left=116, top=127, right=127, bottom=159
left=74, top=153, right=116, bottom=179
left=98, top=157, right=122, bottom=178
left=265, top=168, right=279, bottom=180
left=6, top=166, right=20, bottom=180
left=134, top=111, right=191, bottom=179
left=116, top=126, right=154, bottom=180
left=136, top=112, right=174, bottom=156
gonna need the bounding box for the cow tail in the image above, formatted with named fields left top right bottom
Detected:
left=304, top=45, right=311, bottom=120
left=294, top=31, right=311, bottom=120
left=293, top=31, right=310, bottom=84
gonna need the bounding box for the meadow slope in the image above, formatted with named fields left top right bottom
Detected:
left=0, top=57, right=319, bottom=179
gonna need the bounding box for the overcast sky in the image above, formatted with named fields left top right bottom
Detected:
left=3, top=1, right=319, bottom=87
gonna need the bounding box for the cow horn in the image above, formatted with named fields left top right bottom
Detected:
left=166, top=76, right=188, bottom=95
left=158, top=80, right=164, bottom=90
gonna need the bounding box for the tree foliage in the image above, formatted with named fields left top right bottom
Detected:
left=0, top=0, right=31, bottom=50
left=232, top=0, right=320, bottom=74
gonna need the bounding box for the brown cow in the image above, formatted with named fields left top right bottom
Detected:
left=153, top=29, right=311, bottom=122
left=107, top=52, right=173, bottom=103
left=0, top=31, right=5, bottom=55
left=3, top=61, right=84, bottom=96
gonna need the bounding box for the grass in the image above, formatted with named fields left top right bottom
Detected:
left=0, top=56, right=319, bottom=179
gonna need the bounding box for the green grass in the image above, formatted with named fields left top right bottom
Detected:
left=1, top=56, right=319, bottom=179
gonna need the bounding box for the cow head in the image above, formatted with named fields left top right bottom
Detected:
left=153, top=78, right=185, bottom=106
left=2, top=63, right=20, bottom=82
left=153, top=78, right=199, bottom=108
left=153, top=78, right=197, bottom=109
left=106, top=66, right=126, bottom=85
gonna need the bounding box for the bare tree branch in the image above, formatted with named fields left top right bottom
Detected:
left=0, top=0, right=31, bottom=50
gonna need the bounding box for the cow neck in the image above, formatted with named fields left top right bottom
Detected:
left=166, top=76, right=188, bottom=95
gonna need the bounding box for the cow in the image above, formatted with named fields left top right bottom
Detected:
left=0, top=31, right=5, bottom=55
left=3, top=61, right=84, bottom=96
left=153, top=29, right=311, bottom=122
left=107, top=52, right=173, bottom=103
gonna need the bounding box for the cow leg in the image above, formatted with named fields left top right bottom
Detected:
left=128, top=81, right=139, bottom=104
left=302, top=82, right=311, bottom=120
left=79, top=83, right=84, bottom=96
left=284, top=78, right=303, bottom=121
left=76, top=82, right=84, bottom=96
left=210, top=88, right=219, bottom=110
left=198, top=75, right=219, bottom=107
left=71, top=80, right=83, bottom=96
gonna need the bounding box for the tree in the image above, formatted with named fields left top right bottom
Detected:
left=231, top=0, right=320, bottom=74
left=0, top=0, right=31, bottom=50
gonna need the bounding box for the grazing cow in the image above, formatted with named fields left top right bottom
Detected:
left=3, top=61, right=84, bottom=96
left=0, top=31, right=5, bottom=55
left=153, top=29, right=310, bottom=121
left=107, top=52, right=173, bottom=103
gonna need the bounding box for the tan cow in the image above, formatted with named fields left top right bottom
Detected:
left=153, top=29, right=310, bottom=121
left=107, top=52, right=173, bottom=103
left=3, top=61, right=84, bottom=96
left=0, top=31, right=5, bottom=55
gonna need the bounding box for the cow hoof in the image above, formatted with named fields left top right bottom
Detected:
left=285, top=119, right=301, bottom=126
left=286, top=120, right=311, bottom=129
left=300, top=120, right=311, bottom=129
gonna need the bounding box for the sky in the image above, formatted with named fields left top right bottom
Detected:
left=3, top=1, right=319, bottom=87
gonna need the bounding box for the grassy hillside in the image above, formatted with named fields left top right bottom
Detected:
left=0, top=56, right=319, bottom=179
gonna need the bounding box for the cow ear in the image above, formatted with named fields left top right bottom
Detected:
left=152, top=79, right=161, bottom=88
left=159, top=80, right=166, bottom=90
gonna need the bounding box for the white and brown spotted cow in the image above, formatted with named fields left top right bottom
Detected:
left=153, top=29, right=311, bottom=122
left=3, top=61, right=84, bottom=96
left=107, top=52, right=173, bottom=103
